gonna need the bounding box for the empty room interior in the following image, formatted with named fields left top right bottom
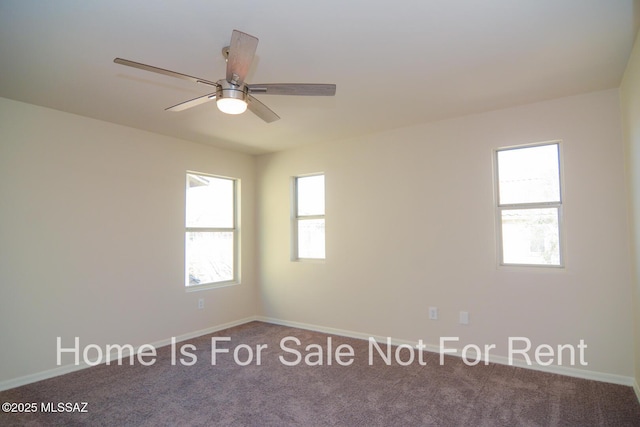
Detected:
left=2, top=0, right=640, bottom=425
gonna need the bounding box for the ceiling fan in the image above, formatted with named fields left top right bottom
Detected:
left=114, top=30, right=336, bottom=123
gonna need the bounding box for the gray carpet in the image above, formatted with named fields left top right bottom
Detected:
left=1, top=321, right=639, bottom=426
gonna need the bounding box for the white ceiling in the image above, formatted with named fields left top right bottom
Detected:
left=1, top=1, right=638, bottom=155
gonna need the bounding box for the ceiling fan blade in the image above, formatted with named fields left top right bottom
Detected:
left=114, top=58, right=218, bottom=87
left=226, top=30, right=258, bottom=85
left=247, top=83, right=336, bottom=96
left=165, top=93, right=216, bottom=112
left=247, top=95, right=280, bottom=123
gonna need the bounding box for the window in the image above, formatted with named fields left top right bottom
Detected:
left=185, top=173, right=238, bottom=288
left=495, top=142, right=563, bottom=267
left=293, top=174, right=325, bottom=260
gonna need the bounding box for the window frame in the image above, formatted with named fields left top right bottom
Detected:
left=185, top=172, right=240, bottom=291
left=494, top=141, right=565, bottom=268
left=291, top=173, right=326, bottom=261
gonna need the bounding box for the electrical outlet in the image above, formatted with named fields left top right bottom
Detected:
left=429, top=307, right=438, bottom=320
left=198, top=298, right=204, bottom=310
left=459, top=311, right=469, bottom=324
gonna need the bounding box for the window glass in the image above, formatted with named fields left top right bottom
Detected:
left=497, top=144, right=560, bottom=205
left=501, top=208, right=560, bottom=265
left=296, top=175, right=325, bottom=216
left=186, top=232, right=234, bottom=285
left=186, top=174, right=234, bottom=228
left=297, top=218, right=325, bottom=259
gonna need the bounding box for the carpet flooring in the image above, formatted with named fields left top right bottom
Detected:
left=1, top=321, right=639, bottom=426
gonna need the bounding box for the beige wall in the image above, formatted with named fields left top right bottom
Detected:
left=0, top=98, right=258, bottom=384
left=257, top=88, right=634, bottom=377
left=621, top=30, right=640, bottom=391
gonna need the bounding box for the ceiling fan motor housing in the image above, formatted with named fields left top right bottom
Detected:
left=216, top=79, right=248, bottom=102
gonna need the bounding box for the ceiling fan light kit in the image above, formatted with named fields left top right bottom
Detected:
left=215, top=79, right=248, bottom=114
left=114, top=30, right=336, bottom=122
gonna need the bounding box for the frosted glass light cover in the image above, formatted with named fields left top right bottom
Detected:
left=217, top=98, right=247, bottom=114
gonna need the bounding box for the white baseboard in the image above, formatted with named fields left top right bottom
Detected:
left=254, top=315, right=441, bottom=354
left=0, top=316, right=258, bottom=392
left=256, top=316, right=638, bottom=390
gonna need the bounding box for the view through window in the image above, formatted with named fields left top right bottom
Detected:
left=185, top=173, right=237, bottom=287
left=294, top=174, right=325, bottom=260
left=496, top=143, right=562, bottom=266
